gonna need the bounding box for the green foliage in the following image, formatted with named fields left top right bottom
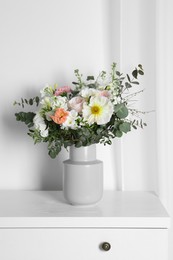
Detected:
left=13, top=96, right=40, bottom=108
left=15, top=112, right=35, bottom=128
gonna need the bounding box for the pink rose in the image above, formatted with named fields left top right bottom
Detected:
left=55, top=86, right=71, bottom=96
left=100, top=90, right=111, bottom=98
left=69, top=96, right=84, bottom=113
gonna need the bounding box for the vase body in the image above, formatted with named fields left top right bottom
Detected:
left=63, top=144, right=103, bottom=206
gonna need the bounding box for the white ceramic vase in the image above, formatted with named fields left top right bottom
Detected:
left=63, top=144, right=103, bottom=206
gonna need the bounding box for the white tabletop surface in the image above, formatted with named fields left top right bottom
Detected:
left=0, top=191, right=170, bottom=228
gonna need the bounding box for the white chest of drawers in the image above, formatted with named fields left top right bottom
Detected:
left=0, top=191, right=170, bottom=260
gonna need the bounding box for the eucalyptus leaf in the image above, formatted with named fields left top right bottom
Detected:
left=125, top=82, right=132, bottom=88
left=115, top=130, right=123, bottom=137
left=29, top=99, right=33, bottom=105
left=131, top=81, right=139, bottom=85
left=49, top=150, right=56, bottom=159
left=138, top=70, right=144, bottom=75
left=116, top=71, right=121, bottom=76
left=116, top=105, right=128, bottom=119
left=127, top=74, right=131, bottom=82
left=114, top=103, right=124, bottom=113
left=132, top=69, right=138, bottom=79
left=119, top=122, right=131, bottom=133
left=35, top=96, right=40, bottom=106
left=87, top=76, right=95, bottom=81
left=87, top=83, right=96, bottom=88
left=72, top=81, right=79, bottom=85
left=75, top=141, right=83, bottom=148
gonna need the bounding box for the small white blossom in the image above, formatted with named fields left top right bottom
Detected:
left=40, top=84, right=54, bottom=98
left=51, top=96, right=68, bottom=110
left=62, top=110, right=79, bottom=129
left=80, top=87, right=98, bottom=99
left=33, top=112, right=48, bottom=137
left=45, top=111, right=54, bottom=121
left=40, top=96, right=68, bottom=110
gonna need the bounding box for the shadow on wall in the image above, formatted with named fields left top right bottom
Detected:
left=2, top=88, right=69, bottom=190
left=38, top=146, right=68, bottom=190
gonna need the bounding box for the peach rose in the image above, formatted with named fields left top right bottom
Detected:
left=68, top=96, right=84, bottom=113
left=50, top=108, right=69, bottom=124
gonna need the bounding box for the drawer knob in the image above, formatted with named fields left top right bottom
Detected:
left=101, top=242, right=111, bottom=251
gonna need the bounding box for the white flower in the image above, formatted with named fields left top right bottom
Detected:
left=40, top=97, right=51, bottom=108
left=82, top=96, right=114, bottom=125
left=62, top=110, right=79, bottom=129
left=40, top=96, right=68, bottom=110
left=33, top=112, right=48, bottom=137
left=80, top=87, right=98, bottom=99
left=45, top=111, right=54, bottom=121
left=40, top=84, right=54, bottom=98
left=52, top=96, right=68, bottom=110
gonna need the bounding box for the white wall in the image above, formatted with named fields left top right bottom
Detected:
left=120, top=0, right=157, bottom=191
left=0, top=0, right=156, bottom=191
left=0, top=0, right=110, bottom=190
left=160, top=1, right=173, bottom=259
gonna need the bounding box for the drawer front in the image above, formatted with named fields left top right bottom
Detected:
left=0, top=228, right=167, bottom=260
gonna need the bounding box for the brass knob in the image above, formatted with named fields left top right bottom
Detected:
left=101, top=242, right=111, bottom=251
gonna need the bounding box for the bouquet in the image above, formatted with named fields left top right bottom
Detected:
left=14, top=63, right=146, bottom=158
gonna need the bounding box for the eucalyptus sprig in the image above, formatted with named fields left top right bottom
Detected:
left=13, top=96, right=40, bottom=108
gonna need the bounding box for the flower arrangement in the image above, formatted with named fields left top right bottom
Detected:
left=14, top=63, right=146, bottom=158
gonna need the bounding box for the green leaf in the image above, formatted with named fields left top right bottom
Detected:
left=75, top=141, right=83, bottom=148
left=15, top=113, right=20, bottom=121
left=87, top=76, right=95, bottom=81
left=35, top=96, right=40, bottom=106
left=119, top=122, right=131, bottom=133
left=132, top=69, right=138, bottom=79
left=72, top=81, right=79, bottom=85
left=28, top=123, right=34, bottom=128
left=116, top=71, right=121, bottom=76
left=115, top=104, right=129, bottom=119
left=96, top=128, right=103, bottom=135
left=64, top=141, right=72, bottom=148
left=125, top=82, right=132, bottom=88
left=87, top=83, right=96, bottom=88
left=105, top=139, right=112, bottom=145
left=138, top=70, right=144, bottom=75
left=127, top=74, right=131, bottom=82
left=115, top=130, right=123, bottom=137
left=49, top=150, right=56, bottom=159
left=82, top=128, right=90, bottom=136
left=132, top=125, right=137, bottom=129
left=131, top=81, right=139, bottom=85
left=114, top=103, right=124, bottom=113
left=114, top=121, right=119, bottom=129
left=29, top=99, right=33, bottom=105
